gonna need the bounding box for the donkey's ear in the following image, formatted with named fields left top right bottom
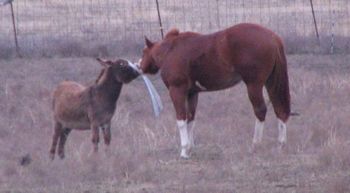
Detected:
left=96, top=58, right=111, bottom=67
left=145, top=36, right=154, bottom=48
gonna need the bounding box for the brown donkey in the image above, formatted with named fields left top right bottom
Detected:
left=49, top=58, right=139, bottom=160
left=138, top=23, right=291, bottom=158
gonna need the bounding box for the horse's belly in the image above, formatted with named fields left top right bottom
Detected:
left=196, top=72, right=242, bottom=91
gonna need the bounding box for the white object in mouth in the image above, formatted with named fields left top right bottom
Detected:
left=126, top=60, right=163, bottom=117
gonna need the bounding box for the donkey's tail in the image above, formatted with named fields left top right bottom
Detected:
left=265, top=43, right=291, bottom=121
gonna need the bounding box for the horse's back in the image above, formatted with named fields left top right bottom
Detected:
left=227, top=23, right=281, bottom=41
left=219, top=23, right=284, bottom=80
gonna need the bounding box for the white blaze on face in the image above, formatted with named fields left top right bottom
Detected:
left=253, top=119, right=264, bottom=144
left=177, top=119, right=190, bottom=158
left=278, top=119, right=287, bottom=144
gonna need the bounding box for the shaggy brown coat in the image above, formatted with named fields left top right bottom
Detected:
left=49, top=58, right=139, bottom=160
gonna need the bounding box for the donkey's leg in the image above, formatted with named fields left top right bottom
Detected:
left=169, top=86, right=190, bottom=158
left=102, top=123, right=111, bottom=155
left=187, top=92, right=198, bottom=148
left=102, top=123, right=111, bottom=146
left=247, top=84, right=267, bottom=145
left=91, top=124, right=100, bottom=153
left=58, top=128, right=72, bottom=159
left=49, top=122, right=62, bottom=160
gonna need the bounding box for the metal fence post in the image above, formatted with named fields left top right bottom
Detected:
left=155, top=0, right=164, bottom=39
left=1, top=0, right=21, bottom=57
left=309, top=0, right=320, bottom=44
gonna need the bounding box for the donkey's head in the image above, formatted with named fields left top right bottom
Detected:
left=96, top=58, right=140, bottom=83
left=139, top=37, right=160, bottom=74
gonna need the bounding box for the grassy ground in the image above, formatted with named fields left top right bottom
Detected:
left=0, top=54, right=350, bottom=193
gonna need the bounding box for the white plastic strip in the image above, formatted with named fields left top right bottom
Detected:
left=142, top=75, right=163, bottom=117
left=126, top=60, right=163, bottom=117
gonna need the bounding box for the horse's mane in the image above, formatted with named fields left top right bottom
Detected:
left=165, top=28, right=180, bottom=39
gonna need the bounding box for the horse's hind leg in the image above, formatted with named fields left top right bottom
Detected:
left=265, top=85, right=289, bottom=146
left=58, top=128, right=71, bottom=159
left=49, top=122, right=62, bottom=160
left=246, top=84, right=267, bottom=146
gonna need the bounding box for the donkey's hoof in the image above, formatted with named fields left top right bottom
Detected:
left=49, top=153, right=55, bottom=161
left=104, top=147, right=111, bottom=158
left=58, top=152, right=65, bottom=159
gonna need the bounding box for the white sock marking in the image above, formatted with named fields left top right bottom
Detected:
left=253, top=119, right=264, bottom=144
left=177, top=120, right=189, bottom=158
left=278, top=119, right=287, bottom=144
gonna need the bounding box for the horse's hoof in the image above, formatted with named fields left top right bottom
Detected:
left=94, top=146, right=98, bottom=153
left=180, top=151, right=190, bottom=159
left=277, top=142, right=286, bottom=152
left=180, top=155, right=190, bottom=159
left=249, top=143, right=259, bottom=154
left=88, top=149, right=98, bottom=158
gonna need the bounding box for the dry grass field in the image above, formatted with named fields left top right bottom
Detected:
left=0, top=54, right=350, bottom=193
left=1, top=0, right=349, bottom=57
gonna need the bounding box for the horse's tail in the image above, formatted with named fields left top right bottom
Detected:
left=265, top=42, right=291, bottom=122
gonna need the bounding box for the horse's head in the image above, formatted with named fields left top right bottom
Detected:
left=96, top=58, right=140, bottom=83
left=139, top=37, right=160, bottom=74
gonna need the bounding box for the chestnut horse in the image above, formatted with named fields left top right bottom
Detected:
left=138, top=23, right=291, bottom=158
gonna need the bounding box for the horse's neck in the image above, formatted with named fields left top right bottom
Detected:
left=157, top=33, right=203, bottom=64
left=94, top=69, right=122, bottom=102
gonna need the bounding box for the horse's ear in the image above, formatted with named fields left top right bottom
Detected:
left=96, top=58, right=111, bottom=68
left=145, top=36, right=154, bottom=48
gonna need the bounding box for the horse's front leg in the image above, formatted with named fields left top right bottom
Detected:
left=169, top=86, right=190, bottom=158
left=246, top=84, right=267, bottom=149
left=187, top=92, right=199, bottom=148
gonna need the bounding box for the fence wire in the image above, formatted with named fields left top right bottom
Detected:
left=0, top=0, right=349, bottom=58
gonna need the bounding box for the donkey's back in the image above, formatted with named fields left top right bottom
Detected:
left=53, top=81, right=91, bottom=130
